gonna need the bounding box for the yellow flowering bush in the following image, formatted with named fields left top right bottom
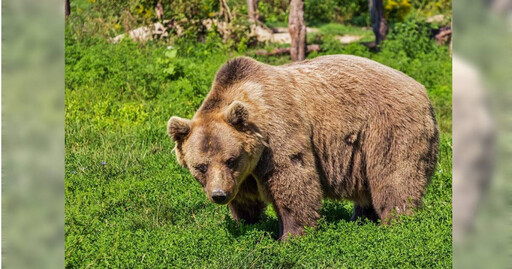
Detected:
left=384, top=0, right=412, bottom=22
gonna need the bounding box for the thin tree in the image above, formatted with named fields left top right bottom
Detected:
left=220, top=0, right=233, bottom=23
left=154, top=1, right=164, bottom=21
left=247, top=0, right=259, bottom=23
left=370, top=0, right=387, bottom=45
left=65, top=0, right=70, bottom=17
left=288, top=0, right=306, bottom=61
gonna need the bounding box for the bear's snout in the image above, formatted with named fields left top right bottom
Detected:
left=211, top=189, right=229, bottom=204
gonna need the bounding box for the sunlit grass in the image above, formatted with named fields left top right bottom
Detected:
left=65, top=23, right=452, bottom=267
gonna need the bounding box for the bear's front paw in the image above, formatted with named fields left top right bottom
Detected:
left=278, top=226, right=305, bottom=241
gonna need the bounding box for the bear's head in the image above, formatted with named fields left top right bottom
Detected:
left=167, top=101, right=266, bottom=204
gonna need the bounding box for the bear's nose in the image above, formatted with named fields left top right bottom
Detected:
left=211, top=190, right=227, bottom=203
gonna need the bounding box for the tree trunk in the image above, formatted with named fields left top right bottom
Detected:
left=247, top=0, right=259, bottom=23
left=65, top=0, right=70, bottom=17
left=369, top=0, right=387, bottom=45
left=288, top=0, right=306, bottom=61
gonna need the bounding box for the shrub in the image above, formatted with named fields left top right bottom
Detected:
left=305, top=0, right=370, bottom=25
left=380, top=16, right=434, bottom=58
left=384, top=0, right=412, bottom=23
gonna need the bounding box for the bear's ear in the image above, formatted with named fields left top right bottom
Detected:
left=167, top=116, right=191, bottom=142
left=225, top=101, right=249, bottom=128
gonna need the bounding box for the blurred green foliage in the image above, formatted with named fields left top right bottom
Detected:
left=385, top=0, right=412, bottom=22
left=67, top=0, right=451, bottom=43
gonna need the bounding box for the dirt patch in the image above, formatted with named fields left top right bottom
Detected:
left=335, top=35, right=363, bottom=44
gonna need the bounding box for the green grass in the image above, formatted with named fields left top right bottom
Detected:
left=313, top=23, right=374, bottom=42
left=65, top=21, right=452, bottom=268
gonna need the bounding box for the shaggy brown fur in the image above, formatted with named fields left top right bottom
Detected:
left=168, top=55, right=439, bottom=240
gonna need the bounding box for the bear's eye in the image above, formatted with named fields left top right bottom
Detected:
left=194, top=163, right=208, bottom=174
left=225, top=157, right=238, bottom=169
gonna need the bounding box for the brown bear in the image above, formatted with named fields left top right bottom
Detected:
left=167, top=55, right=439, bottom=240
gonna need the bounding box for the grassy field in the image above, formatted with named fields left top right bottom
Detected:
left=65, top=19, right=452, bottom=268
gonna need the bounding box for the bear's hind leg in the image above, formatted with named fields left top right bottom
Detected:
left=370, top=182, right=423, bottom=224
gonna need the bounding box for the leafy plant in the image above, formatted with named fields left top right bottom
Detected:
left=385, top=0, right=412, bottom=22
left=156, top=49, right=184, bottom=79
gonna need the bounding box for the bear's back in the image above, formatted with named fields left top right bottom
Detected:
left=258, top=55, right=433, bottom=130
left=279, top=55, right=428, bottom=106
